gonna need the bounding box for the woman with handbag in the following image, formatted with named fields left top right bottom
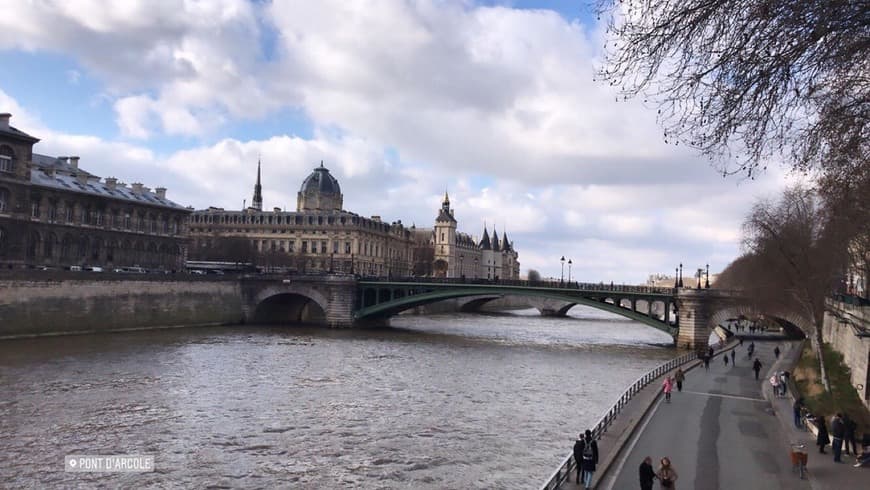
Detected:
left=657, top=457, right=678, bottom=489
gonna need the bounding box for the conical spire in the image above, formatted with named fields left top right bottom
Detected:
left=479, top=224, right=491, bottom=250
left=491, top=227, right=500, bottom=252
left=252, top=157, right=263, bottom=211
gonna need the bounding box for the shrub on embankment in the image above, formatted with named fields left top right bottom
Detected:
left=795, top=342, right=870, bottom=435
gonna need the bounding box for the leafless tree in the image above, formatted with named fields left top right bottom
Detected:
left=719, top=185, right=851, bottom=389
left=527, top=269, right=542, bottom=282
left=596, top=0, right=869, bottom=180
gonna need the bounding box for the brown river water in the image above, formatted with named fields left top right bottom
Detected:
left=0, top=307, right=676, bottom=489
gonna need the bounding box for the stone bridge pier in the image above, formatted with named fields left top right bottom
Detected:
left=675, top=288, right=734, bottom=350
left=240, top=274, right=357, bottom=327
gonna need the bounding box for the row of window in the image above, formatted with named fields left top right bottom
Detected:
left=0, top=188, right=184, bottom=236
left=193, top=213, right=406, bottom=234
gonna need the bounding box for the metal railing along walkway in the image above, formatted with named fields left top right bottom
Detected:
left=538, top=351, right=697, bottom=490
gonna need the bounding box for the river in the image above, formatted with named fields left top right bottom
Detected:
left=0, top=306, right=676, bottom=489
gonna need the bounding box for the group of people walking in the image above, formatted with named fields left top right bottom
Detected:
left=639, top=456, right=678, bottom=489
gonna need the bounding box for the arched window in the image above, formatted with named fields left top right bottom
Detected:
left=27, top=232, right=40, bottom=259
left=0, top=187, right=9, bottom=212
left=0, top=145, right=14, bottom=173
left=61, top=234, right=74, bottom=259
left=79, top=235, right=89, bottom=258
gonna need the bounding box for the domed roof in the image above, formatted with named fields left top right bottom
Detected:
left=299, top=161, right=341, bottom=196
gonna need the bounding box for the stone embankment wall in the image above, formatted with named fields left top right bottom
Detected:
left=0, top=272, right=243, bottom=338
left=822, top=298, right=870, bottom=409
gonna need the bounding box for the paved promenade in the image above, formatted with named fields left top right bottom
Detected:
left=561, top=338, right=869, bottom=490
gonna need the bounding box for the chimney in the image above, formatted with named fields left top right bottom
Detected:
left=155, top=187, right=166, bottom=199
left=105, top=177, right=117, bottom=190
left=69, top=156, right=80, bottom=169
left=76, top=173, right=88, bottom=185
left=0, top=113, right=10, bottom=131
left=131, top=183, right=144, bottom=194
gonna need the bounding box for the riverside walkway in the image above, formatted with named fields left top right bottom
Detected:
left=559, top=337, right=869, bottom=490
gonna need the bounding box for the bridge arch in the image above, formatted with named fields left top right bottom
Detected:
left=251, top=285, right=330, bottom=325
left=709, top=305, right=811, bottom=339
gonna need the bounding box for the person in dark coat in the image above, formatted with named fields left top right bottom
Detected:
left=752, top=358, right=762, bottom=380
left=816, top=417, right=830, bottom=454
left=639, top=456, right=656, bottom=490
left=573, top=434, right=584, bottom=484
left=843, top=413, right=858, bottom=456
left=578, top=429, right=599, bottom=490
left=831, top=413, right=845, bottom=462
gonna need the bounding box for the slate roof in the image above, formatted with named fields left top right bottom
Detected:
left=29, top=153, right=187, bottom=211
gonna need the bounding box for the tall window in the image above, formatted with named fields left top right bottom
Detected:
left=47, top=203, right=57, bottom=222
left=321, top=241, right=327, bottom=254
left=124, top=212, right=132, bottom=230
left=301, top=241, right=308, bottom=253
left=31, top=200, right=40, bottom=219
left=0, top=146, right=13, bottom=173
left=0, top=188, right=9, bottom=212
left=66, top=204, right=75, bottom=224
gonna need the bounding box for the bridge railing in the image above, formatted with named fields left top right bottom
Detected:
left=538, top=351, right=698, bottom=490
left=358, top=276, right=676, bottom=295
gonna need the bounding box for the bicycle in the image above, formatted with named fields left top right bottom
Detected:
left=790, top=443, right=808, bottom=479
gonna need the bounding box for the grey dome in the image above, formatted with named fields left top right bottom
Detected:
left=300, top=163, right=341, bottom=196
left=297, top=162, right=344, bottom=211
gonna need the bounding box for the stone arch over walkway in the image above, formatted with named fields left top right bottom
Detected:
left=710, top=305, right=811, bottom=338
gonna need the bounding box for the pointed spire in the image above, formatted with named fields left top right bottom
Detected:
left=480, top=224, right=491, bottom=250
left=252, top=157, right=263, bottom=211
left=491, top=227, right=500, bottom=252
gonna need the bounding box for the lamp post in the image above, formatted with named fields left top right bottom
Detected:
left=705, top=263, right=710, bottom=289
left=674, top=267, right=679, bottom=288
left=678, top=263, right=683, bottom=288
left=560, top=256, right=565, bottom=284
left=697, top=268, right=703, bottom=289
left=568, top=259, right=573, bottom=283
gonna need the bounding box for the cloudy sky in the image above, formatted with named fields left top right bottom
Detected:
left=0, top=0, right=798, bottom=283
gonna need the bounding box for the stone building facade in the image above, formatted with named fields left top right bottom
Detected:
left=0, top=114, right=190, bottom=271
left=412, top=192, right=520, bottom=280
left=189, top=162, right=520, bottom=279
left=189, top=163, right=415, bottom=277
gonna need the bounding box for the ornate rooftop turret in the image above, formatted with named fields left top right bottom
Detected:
left=492, top=228, right=501, bottom=252
left=436, top=190, right=456, bottom=223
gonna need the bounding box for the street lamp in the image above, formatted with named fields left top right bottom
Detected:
left=705, top=263, right=710, bottom=288
left=697, top=268, right=703, bottom=289
left=568, top=259, right=573, bottom=283
left=674, top=266, right=679, bottom=288
left=678, top=263, right=683, bottom=288
left=560, top=256, right=565, bottom=284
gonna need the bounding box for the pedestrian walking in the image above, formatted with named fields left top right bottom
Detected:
left=779, top=371, right=788, bottom=396
left=816, top=417, right=830, bottom=454
left=573, top=434, right=584, bottom=484
left=724, top=354, right=729, bottom=366
left=730, top=350, right=735, bottom=365
left=674, top=368, right=685, bottom=392
left=752, top=358, right=762, bottom=380
left=656, top=457, right=678, bottom=489
left=639, top=456, right=656, bottom=490
left=708, top=346, right=714, bottom=359
left=770, top=374, right=780, bottom=397
left=793, top=398, right=804, bottom=429
left=662, top=376, right=673, bottom=402
left=578, top=429, right=598, bottom=489
left=831, top=413, right=845, bottom=462
left=774, top=346, right=781, bottom=358
left=739, top=337, right=744, bottom=345
left=843, top=413, right=857, bottom=456
left=703, top=355, right=710, bottom=371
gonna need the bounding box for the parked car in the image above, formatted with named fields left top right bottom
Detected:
left=85, top=266, right=103, bottom=272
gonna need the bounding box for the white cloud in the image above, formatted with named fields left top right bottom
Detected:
left=0, top=2, right=797, bottom=282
